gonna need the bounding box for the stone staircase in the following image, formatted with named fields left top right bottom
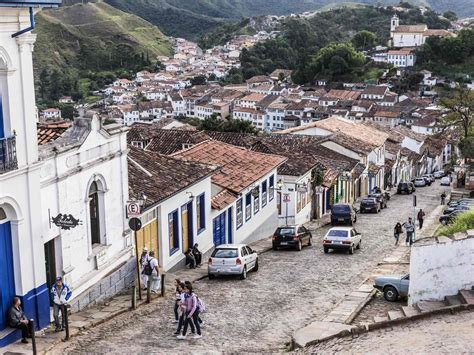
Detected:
left=373, top=289, right=474, bottom=322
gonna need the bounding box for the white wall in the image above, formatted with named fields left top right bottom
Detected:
left=409, top=237, right=474, bottom=305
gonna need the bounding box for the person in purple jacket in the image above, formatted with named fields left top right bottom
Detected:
left=177, top=284, right=201, bottom=340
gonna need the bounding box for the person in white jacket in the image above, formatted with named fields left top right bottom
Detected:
left=50, top=276, right=72, bottom=332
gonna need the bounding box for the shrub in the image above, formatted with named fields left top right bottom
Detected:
left=436, top=210, right=474, bottom=236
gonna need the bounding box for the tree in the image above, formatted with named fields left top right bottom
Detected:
left=38, top=69, right=50, bottom=101
left=351, top=30, right=377, bottom=51
left=439, top=88, right=474, bottom=139
left=443, top=11, right=458, bottom=22
left=49, top=70, right=63, bottom=101
left=190, top=75, right=207, bottom=86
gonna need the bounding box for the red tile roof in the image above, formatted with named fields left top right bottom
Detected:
left=172, top=140, right=286, bottom=193
left=211, top=190, right=238, bottom=210
left=37, top=121, right=72, bottom=145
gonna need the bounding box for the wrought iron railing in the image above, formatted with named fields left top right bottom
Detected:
left=0, top=136, right=18, bottom=173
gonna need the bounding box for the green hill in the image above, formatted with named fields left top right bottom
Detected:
left=104, top=0, right=473, bottom=40
left=33, top=0, right=171, bottom=104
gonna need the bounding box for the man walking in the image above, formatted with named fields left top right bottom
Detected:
left=140, top=247, right=149, bottom=290
left=148, top=251, right=160, bottom=294
left=417, top=209, right=425, bottom=230
left=50, top=276, right=72, bottom=332
left=8, top=297, right=31, bottom=344
left=441, top=192, right=446, bottom=205
left=403, top=217, right=415, bottom=246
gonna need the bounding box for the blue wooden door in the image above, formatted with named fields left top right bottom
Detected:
left=0, top=222, right=15, bottom=331
left=0, top=98, right=4, bottom=138
left=227, top=207, right=233, bottom=244
left=212, top=212, right=226, bottom=246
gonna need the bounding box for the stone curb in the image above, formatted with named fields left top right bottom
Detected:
left=291, top=304, right=474, bottom=350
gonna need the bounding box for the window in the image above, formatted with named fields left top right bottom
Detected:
left=236, top=198, right=243, bottom=229
left=245, top=192, right=252, bottom=221
left=168, top=210, right=179, bottom=255
left=269, top=175, right=275, bottom=201
left=88, top=181, right=103, bottom=246
left=197, top=193, right=206, bottom=234
left=241, top=247, right=248, bottom=256
left=254, top=189, right=260, bottom=214
left=261, top=181, right=267, bottom=207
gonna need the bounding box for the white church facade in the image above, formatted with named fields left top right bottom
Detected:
left=0, top=1, right=134, bottom=347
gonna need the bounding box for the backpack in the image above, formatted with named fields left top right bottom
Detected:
left=197, top=296, right=206, bottom=313
left=144, top=258, right=153, bottom=276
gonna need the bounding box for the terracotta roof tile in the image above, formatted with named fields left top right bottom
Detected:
left=211, top=190, right=238, bottom=210
left=37, top=121, right=72, bottom=145
left=172, top=140, right=286, bottom=194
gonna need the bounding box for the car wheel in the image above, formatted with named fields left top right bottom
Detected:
left=253, top=259, right=259, bottom=272
left=240, top=267, right=247, bottom=280
left=349, top=245, right=354, bottom=254
left=384, top=286, right=398, bottom=302
left=324, top=247, right=329, bottom=254
left=296, top=240, right=302, bottom=251
left=308, top=237, right=312, bottom=246
left=272, top=246, right=278, bottom=251
left=441, top=220, right=447, bottom=225
left=208, top=273, right=216, bottom=280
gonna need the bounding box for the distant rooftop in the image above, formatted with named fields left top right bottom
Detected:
left=0, top=0, right=61, bottom=7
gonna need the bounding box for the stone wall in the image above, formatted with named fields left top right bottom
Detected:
left=69, top=257, right=136, bottom=313
left=409, top=234, right=474, bottom=305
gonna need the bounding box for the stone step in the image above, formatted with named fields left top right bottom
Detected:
left=373, top=315, right=389, bottom=323
left=459, top=290, right=474, bottom=305
left=445, top=294, right=464, bottom=306
left=388, top=310, right=405, bottom=320
left=415, top=300, right=447, bottom=312
left=402, top=306, right=420, bottom=317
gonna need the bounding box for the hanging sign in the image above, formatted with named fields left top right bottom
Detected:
left=51, top=214, right=82, bottom=230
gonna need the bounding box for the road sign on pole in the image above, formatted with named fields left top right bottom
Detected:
left=127, top=202, right=141, bottom=217
left=283, top=193, right=291, bottom=203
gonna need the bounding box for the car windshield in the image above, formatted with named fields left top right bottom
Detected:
left=363, top=198, right=375, bottom=203
left=326, top=229, right=349, bottom=238
left=276, top=227, right=295, bottom=236
left=332, top=205, right=350, bottom=212
left=211, top=248, right=238, bottom=258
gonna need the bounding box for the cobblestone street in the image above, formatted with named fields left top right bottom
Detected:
left=54, top=183, right=446, bottom=354
left=301, top=310, right=474, bottom=354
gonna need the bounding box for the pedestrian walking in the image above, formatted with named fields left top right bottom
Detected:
left=148, top=251, right=160, bottom=293
left=50, top=276, right=72, bottom=332
left=140, top=247, right=149, bottom=290
left=174, top=282, right=195, bottom=336
left=192, top=243, right=202, bottom=267
left=185, top=249, right=196, bottom=269
left=402, top=217, right=415, bottom=246
left=8, top=297, right=31, bottom=343
left=441, top=192, right=446, bottom=205
left=173, top=279, right=182, bottom=322
left=417, top=209, right=425, bottom=230
left=177, top=284, right=202, bottom=340
left=393, top=222, right=403, bottom=246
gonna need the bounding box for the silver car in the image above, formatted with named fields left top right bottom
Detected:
left=374, top=274, right=410, bottom=302
left=208, top=244, right=258, bottom=280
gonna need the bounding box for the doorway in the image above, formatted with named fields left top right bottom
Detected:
left=0, top=220, right=14, bottom=331
left=44, top=239, right=57, bottom=291
left=181, top=201, right=194, bottom=253
left=227, top=207, right=233, bottom=244
left=212, top=212, right=226, bottom=246
left=89, top=182, right=101, bottom=245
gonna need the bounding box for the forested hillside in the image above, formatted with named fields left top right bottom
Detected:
left=33, top=0, right=171, bottom=104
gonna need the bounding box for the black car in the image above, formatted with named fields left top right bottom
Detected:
left=330, top=204, right=357, bottom=225
left=368, top=193, right=388, bottom=209
left=439, top=210, right=465, bottom=225
left=443, top=205, right=472, bottom=215
left=272, top=225, right=312, bottom=251
left=360, top=197, right=380, bottom=213
left=397, top=182, right=415, bottom=194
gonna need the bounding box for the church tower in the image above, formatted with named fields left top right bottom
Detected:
left=391, top=14, right=400, bottom=32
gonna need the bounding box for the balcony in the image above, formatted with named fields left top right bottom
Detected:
left=0, top=136, right=18, bottom=173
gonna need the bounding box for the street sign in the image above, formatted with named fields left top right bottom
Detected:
left=129, top=217, right=142, bottom=231
left=283, top=193, right=291, bottom=202
left=127, top=202, right=141, bottom=217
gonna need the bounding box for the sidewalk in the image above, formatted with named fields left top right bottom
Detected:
left=292, top=204, right=445, bottom=348
left=1, top=236, right=273, bottom=355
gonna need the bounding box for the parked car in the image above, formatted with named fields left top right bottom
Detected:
left=330, top=204, right=357, bottom=226
left=439, top=210, right=465, bottom=225
left=414, top=178, right=427, bottom=187
left=397, top=182, right=415, bottom=194
left=373, top=274, right=410, bottom=302
left=424, top=174, right=435, bottom=183
left=440, top=176, right=451, bottom=186
left=368, top=193, right=388, bottom=209
left=447, top=199, right=474, bottom=208
left=323, top=227, right=361, bottom=254
left=422, top=175, right=433, bottom=185
left=272, top=225, right=312, bottom=251
left=433, top=171, right=445, bottom=179
left=208, top=244, right=258, bottom=280
left=360, top=197, right=379, bottom=213
left=443, top=204, right=473, bottom=215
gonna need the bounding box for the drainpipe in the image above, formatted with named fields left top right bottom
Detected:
left=12, top=7, right=35, bottom=38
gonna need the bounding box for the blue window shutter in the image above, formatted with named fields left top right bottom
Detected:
left=0, top=97, right=4, bottom=138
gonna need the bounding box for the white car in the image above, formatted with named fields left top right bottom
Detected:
left=323, top=227, right=362, bottom=254
left=440, top=176, right=451, bottom=186
left=208, top=244, right=258, bottom=280
left=414, top=178, right=427, bottom=187
left=433, top=171, right=445, bottom=179
left=423, top=174, right=435, bottom=183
